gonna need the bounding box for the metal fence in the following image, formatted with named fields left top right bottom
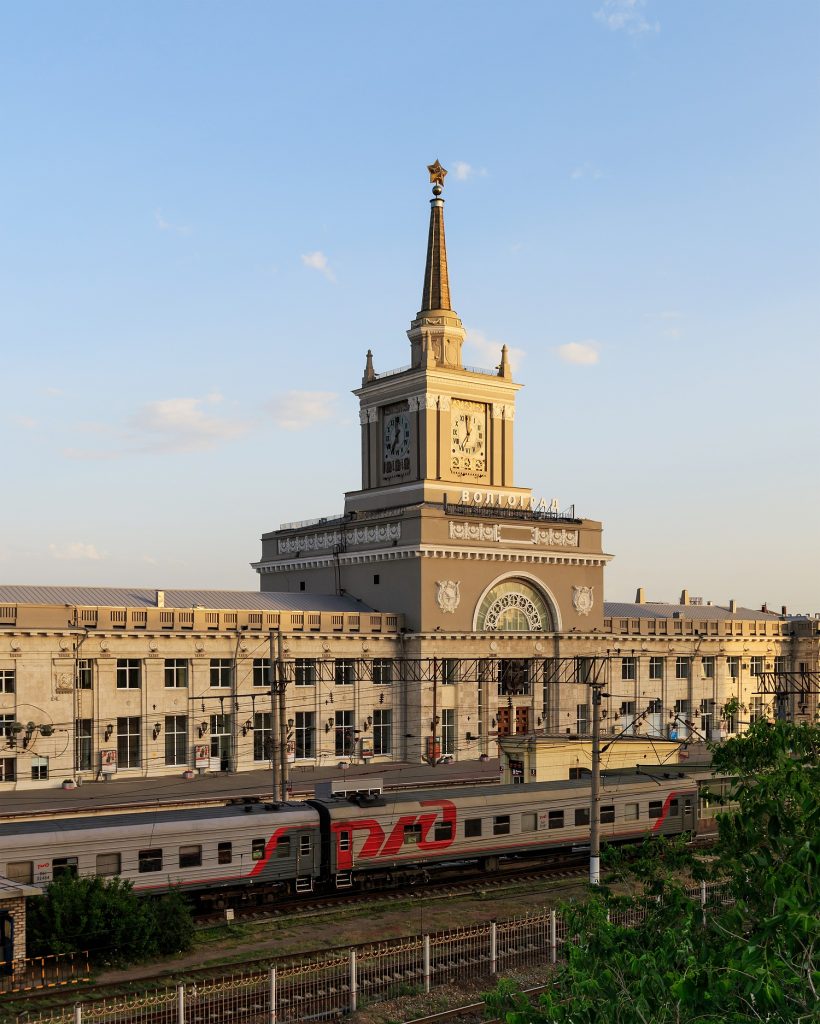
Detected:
left=16, top=881, right=733, bottom=1024
left=0, top=952, right=90, bottom=996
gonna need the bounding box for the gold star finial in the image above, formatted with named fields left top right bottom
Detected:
left=427, top=160, right=447, bottom=188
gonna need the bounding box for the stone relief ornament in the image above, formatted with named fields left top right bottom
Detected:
left=572, top=585, right=594, bottom=616
left=436, top=580, right=461, bottom=614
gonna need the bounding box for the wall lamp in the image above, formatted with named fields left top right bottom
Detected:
left=104, top=724, right=114, bottom=741
left=242, top=718, right=253, bottom=737
left=198, top=721, right=209, bottom=738
left=152, top=722, right=162, bottom=740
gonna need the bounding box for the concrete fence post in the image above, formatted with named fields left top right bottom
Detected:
left=701, top=880, right=708, bottom=924
left=176, top=984, right=185, bottom=1024
left=423, top=934, right=431, bottom=993
left=269, top=967, right=277, bottom=1024
left=549, top=909, right=557, bottom=965
left=73, top=1004, right=82, bottom=1024
left=490, top=921, right=498, bottom=975
left=349, top=949, right=357, bottom=1013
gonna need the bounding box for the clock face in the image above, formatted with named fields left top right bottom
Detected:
left=382, top=411, right=411, bottom=478
left=451, top=403, right=486, bottom=477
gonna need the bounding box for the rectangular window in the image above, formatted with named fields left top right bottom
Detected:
left=164, top=715, right=187, bottom=766
left=601, top=806, right=615, bottom=824
left=251, top=838, right=265, bottom=861
left=702, top=656, right=715, bottom=679
left=434, top=821, right=453, bottom=841
left=96, top=853, right=120, bottom=877
left=621, top=656, right=636, bottom=681
left=295, top=712, right=315, bottom=759
left=774, top=655, right=787, bottom=674
left=77, top=661, right=92, bottom=690
left=373, top=709, right=392, bottom=755
left=498, top=659, right=530, bottom=695
left=575, top=807, right=590, bottom=827
left=548, top=810, right=564, bottom=830
left=750, top=656, right=764, bottom=677
left=53, top=857, right=78, bottom=878
left=625, top=803, right=640, bottom=821
left=649, top=657, right=664, bottom=681
left=728, top=656, right=740, bottom=679
left=372, top=659, right=393, bottom=685
left=31, top=755, right=48, bottom=781
left=117, top=716, right=141, bottom=768
left=576, top=703, right=590, bottom=735
left=252, top=658, right=271, bottom=687
left=0, top=714, right=14, bottom=739
left=7, top=861, right=33, bottom=884
left=334, top=659, right=355, bottom=686
left=648, top=801, right=663, bottom=819
left=749, top=696, right=764, bottom=723
left=338, top=831, right=351, bottom=852
left=521, top=813, right=538, bottom=833
left=210, top=658, right=233, bottom=688
left=0, top=758, right=15, bottom=782
left=441, top=659, right=459, bottom=685
left=179, top=845, right=202, bottom=868
left=300, top=835, right=311, bottom=855
left=669, top=799, right=679, bottom=816
left=275, top=837, right=291, bottom=858
left=218, top=842, right=232, bottom=865
left=724, top=704, right=737, bottom=734
left=403, top=823, right=422, bottom=845
left=164, top=659, right=188, bottom=688
left=75, top=719, right=92, bottom=771
left=441, top=708, right=455, bottom=756
left=0, top=669, right=15, bottom=694
left=254, top=712, right=272, bottom=762
left=675, top=657, right=690, bottom=680
left=335, top=710, right=354, bottom=756
left=295, top=659, right=317, bottom=686
left=116, top=659, right=141, bottom=689
left=210, top=714, right=232, bottom=763
left=493, top=815, right=511, bottom=836
left=138, top=849, right=163, bottom=873
left=465, top=818, right=482, bottom=838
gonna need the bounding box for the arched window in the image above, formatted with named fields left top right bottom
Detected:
left=475, top=579, right=554, bottom=632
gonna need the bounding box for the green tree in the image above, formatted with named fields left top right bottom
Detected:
left=486, top=718, right=820, bottom=1023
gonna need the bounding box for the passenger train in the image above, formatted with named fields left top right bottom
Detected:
left=0, top=772, right=698, bottom=901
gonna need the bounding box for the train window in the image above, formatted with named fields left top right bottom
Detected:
left=548, top=810, right=564, bottom=830
left=96, top=853, right=121, bottom=877
left=521, top=813, right=537, bottom=833
left=434, top=821, right=453, bottom=841
left=276, top=837, right=291, bottom=858
left=251, top=839, right=266, bottom=861
left=669, top=799, right=679, bottom=816
left=6, top=861, right=33, bottom=885
left=403, top=824, right=422, bottom=846
left=575, top=808, right=590, bottom=827
left=338, top=831, right=351, bottom=851
left=218, top=842, right=233, bottom=865
left=53, top=857, right=78, bottom=878
left=624, top=803, right=640, bottom=821
left=300, top=835, right=311, bottom=855
left=179, top=845, right=202, bottom=869
left=601, top=806, right=615, bottom=824
left=138, top=849, right=163, bottom=873
left=493, top=815, right=510, bottom=836
left=648, top=801, right=663, bottom=819
left=464, top=818, right=482, bottom=838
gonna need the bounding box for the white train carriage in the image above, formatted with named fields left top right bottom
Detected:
left=309, top=772, right=697, bottom=888
left=0, top=801, right=321, bottom=896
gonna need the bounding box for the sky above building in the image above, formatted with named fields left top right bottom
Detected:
left=2, top=1, right=818, bottom=612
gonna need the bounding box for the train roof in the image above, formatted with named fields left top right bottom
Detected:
left=0, top=800, right=316, bottom=838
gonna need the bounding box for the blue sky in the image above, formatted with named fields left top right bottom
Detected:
left=2, top=1, right=818, bottom=611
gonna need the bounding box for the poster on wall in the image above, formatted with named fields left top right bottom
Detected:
left=100, top=749, right=117, bottom=774
left=194, top=744, right=210, bottom=768
left=286, top=739, right=296, bottom=763
left=360, top=738, right=374, bottom=759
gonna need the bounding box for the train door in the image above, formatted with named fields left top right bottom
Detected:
left=0, top=913, right=13, bottom=975
left=682, top=795, right=695, bottom=832
left=295, top=832, right=314, bottom=892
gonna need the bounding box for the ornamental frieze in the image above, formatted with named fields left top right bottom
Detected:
left=449, top=521, right=500, bottom=543
left=277, top=522, right=401, bottom=555
left=531, top=527, right=579, bottom=547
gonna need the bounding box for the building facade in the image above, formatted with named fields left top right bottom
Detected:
left=1, top=164, right=818, bottom=788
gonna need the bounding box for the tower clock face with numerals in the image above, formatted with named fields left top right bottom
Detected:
left=382, top=410, right=411, bottom=478
left=451, top=401, right=486, bottom=477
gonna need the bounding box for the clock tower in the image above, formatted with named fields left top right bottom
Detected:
left=346, top=161, right=530, bottom=515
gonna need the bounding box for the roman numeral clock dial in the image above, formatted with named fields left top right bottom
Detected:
left=451, top=402, right=486, bottom=477
left=382, top=410, right=411, bottom=479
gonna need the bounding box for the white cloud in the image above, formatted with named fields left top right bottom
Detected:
left=49, top=542, right=104, bottom=561
left=11, top=415, right=37, bottom=429
left=555, top=341, right=601, bottom=366
left=301, top=250, right=336, bottom=282
left=570, top=162, right=603, bottom=181
left=452, top=161, right=488, bottom=182
left=595, top=0, right=659, bottom=34
left=45, top=387, right=63, bottom=396
left=155, top=210, right=191, bottom=235
left=269, top=390, right=338, bottom=431
left=463, top=328, right=525, bottom=375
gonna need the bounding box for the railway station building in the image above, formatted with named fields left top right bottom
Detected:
left=1, top=165, right=818, bottom=789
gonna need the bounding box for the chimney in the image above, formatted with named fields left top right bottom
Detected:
left=729, top=599, right=737, bottom=613
left=761, top=603, right=768, bottom=614
left=680, top=589, right=690, bottom=606
left=635, top=587, right=646, bottom=605
left=781, top=605, right=787, bottom=616
left=156, top=590, right=165, bottom=608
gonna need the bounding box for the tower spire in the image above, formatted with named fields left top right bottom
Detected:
left=420, top=160, right=451, bottom=312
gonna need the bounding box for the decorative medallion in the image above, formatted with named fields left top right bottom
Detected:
left=436, top=580, right=461, bottom=614
left=572, top=585, right=594, bottom=617
left=149, top=640, right=158, bottom=652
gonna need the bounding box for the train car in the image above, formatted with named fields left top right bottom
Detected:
left=309, top=772, right=697, bottom=889
left=0, top=801, right=321, bottom=897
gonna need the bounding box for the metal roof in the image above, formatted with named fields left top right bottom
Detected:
left=0, top=585, right=372, bottom=613
left=604, top=601, right=788, bottom=621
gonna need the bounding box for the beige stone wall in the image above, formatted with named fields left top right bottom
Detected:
left=0, top=896, right=26, bottom=970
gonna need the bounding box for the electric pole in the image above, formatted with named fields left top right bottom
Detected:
left=589, top=678, right=603, bottom=885
left=268, top=631, right=280, bottom=801
left=276, top=628, right=288, bottom=801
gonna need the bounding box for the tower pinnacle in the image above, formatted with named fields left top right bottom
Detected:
left=420, top=161, right=452, bottom=313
